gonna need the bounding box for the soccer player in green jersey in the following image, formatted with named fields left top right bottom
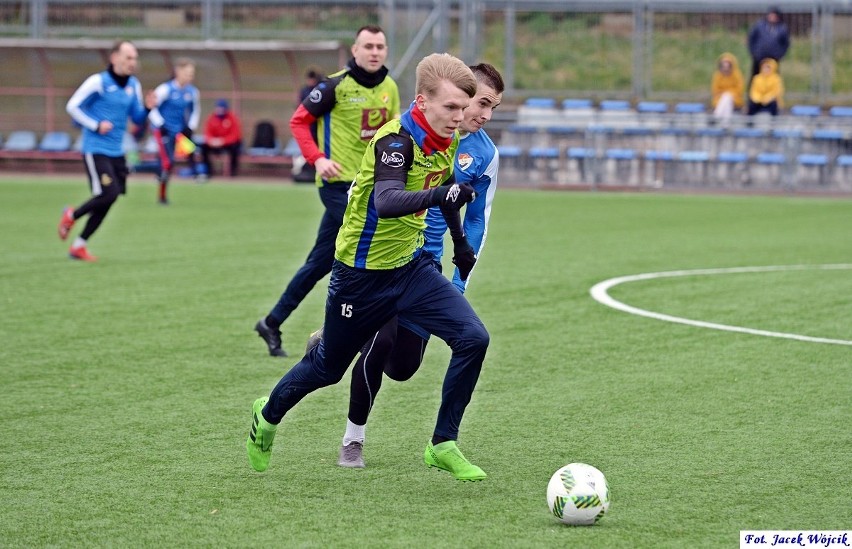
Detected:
left=247, top=53, right=490, bottom=481
left=255, top=25, right=401, bottom=358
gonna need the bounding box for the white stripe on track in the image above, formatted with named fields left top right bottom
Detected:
left=590, top=264, right=852, bottom=346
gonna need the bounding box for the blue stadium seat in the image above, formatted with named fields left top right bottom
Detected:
left=562, top=98, right=594, bottom=110
left=529, top=146, right=559, bottom=159
left=604, top=148, right=639, bottom=185
left=714, top=151, right=750, bottom=186
left=812, top=129, right=844, bottom=140
left=772, top=128, right=803, bottom=139
left=3, top=130, right=37, bottom=151
left=496, top=145, right=524, bottom=182
left=599, top=100, right=631, bottom=111
left=524, top=97, right=557, bottom=109
left=674, top=150, right=711, bottom=186
left=836, top=155, right=852, bottom=188
left=796, top=153, right=829, bottom=186
left=637, top=101, right=668, bottom=114
left=529, top=146, right=560, bottom=183
left=674, top=102, right=706, bottom=114
left=281, top=137, right=301, bottom=157
left=829, top=106, right=852, bottom=118
left=38, top=131, right=72, bottom=152
left=566, top=147, right=596, bottom=184
left=643, top=150, right=675, bottom=187
left=504, top=124, right=539, bottom=149
left=718, top=151, right=748, bottom=163
left=790, top=105, right=822, bottom=117
left=756, top=152, right=785, bottom=164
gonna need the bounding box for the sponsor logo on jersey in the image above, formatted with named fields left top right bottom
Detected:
left=381, top=150, right=405, bottom=168
left=457, top=153, right=473, bottom=171
left=360, top=108, right=389, bottom=141
left=309, top=89, right=322, bottom=103
left=425, top=171, right=445, bottom=188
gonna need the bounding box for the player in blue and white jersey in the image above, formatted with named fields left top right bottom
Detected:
left=59, top=40, right=156, bottom=261
left=332, top=63, right=504, bottom=469
left=148, top=58, right=200, bottom=204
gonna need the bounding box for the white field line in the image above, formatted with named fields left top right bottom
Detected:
left=590, top=264, right=852, bottom=346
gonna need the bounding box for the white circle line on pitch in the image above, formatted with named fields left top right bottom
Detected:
left=589, top=264, right=852, bottom=346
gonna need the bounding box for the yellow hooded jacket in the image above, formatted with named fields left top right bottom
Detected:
left=711, top=52, right=745, bottom=109
left=749, top=58, right=784, bottom=107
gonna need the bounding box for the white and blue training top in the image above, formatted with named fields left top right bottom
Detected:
left=148, top=79, right=200, bottom=135
left=66, top=69, right=150, bottom=156
left=423, top=128, right=499, bottom=293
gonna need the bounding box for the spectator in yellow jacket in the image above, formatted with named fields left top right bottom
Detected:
left=747, top=58, right=784, bottom=116
left=711, top=52, right=745, bottom=124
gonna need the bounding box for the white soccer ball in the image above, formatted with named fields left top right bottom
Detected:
left=546, top=463, right=611, bottom=525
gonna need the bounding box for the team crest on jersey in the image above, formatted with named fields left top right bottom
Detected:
left=101, top=173, right=113, bottom=186
left=125, top=87, right=133, bottom=96
left=381, top=92, right=391, bottom=104
left=309, top=89, right=322, bottom=103
left=457, top=153, right=473, bottom=171
left=381, top=150, right=405, bottom=168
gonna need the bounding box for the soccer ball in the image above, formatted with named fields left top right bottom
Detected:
left=546, top=463, right=610, bottom=525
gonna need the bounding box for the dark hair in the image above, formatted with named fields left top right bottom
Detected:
left=356, top=25, right=384, bottom=39
left=305, top=68, right=322, bottom=80
left=469, top=63, right=505, bottom=94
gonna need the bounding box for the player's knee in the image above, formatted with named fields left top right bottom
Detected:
left=463, top=323, right=490, bottom=352
left=384, top=355, right=420, bottom=382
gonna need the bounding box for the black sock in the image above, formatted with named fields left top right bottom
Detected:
left=431, top=435, right=451, bottom=446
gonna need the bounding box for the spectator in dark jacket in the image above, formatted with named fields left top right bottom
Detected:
left=747, top=6, right=790, bottom=78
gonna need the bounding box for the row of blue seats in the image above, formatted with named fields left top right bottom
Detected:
left=522, top=97, right=852, bottom=118
left=0, top=130, right=291, bottom=159
left=505, top=125, right=850, bottom=140
left=498, top=144, right=852, bottom=168
left=1, top=130, right=73, bottom=152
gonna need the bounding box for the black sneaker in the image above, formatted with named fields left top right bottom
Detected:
left=255, top=318, right=287, bottom=357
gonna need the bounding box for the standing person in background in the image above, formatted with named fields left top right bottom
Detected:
left=59, top=40, right=156, bottom=262
left=254, top=25, right=400, bottom=357
left=747, top=6, right=790, bottom=78
left=292, top=67, right=325, bottom=183
left=149, top=57, right=200, bottom=203
left=246, top=53, right=488, bottom=481
left=331, top=62, right=505, bottom=470
left=748, top=58, right=784, bottom=116
left=299, top=67, right=324, bottom=104
left=200, top=99, right=243, bottom=178
left=711, top=52, right=745, bottom=125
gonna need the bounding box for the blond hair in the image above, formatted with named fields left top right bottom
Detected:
left=415, top=53, right=477, bottom=99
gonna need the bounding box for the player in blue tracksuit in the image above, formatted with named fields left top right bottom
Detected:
left=59, top=40, right=155, bottom=261
left=148, top=58, right=200, bottom=204
left=333, top=63, right=504, bottom=469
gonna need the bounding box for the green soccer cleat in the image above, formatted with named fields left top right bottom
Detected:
left=246, top=397, right=277, bottom=472
left=424, top=440, right=487, bottom=481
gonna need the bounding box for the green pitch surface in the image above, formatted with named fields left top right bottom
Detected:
left=1, top=176, right=850, bottom=547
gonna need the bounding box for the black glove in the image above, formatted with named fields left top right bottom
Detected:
left=435, top=183, right=476, bottom=212
left=451, top=236, right=476, bottom=281
left=180, top=127, right=193, bottom=140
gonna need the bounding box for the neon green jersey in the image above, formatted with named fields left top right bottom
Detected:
left=306, top=66, right=400, bottom=186
left=335, top=119, right=458, bottom=270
